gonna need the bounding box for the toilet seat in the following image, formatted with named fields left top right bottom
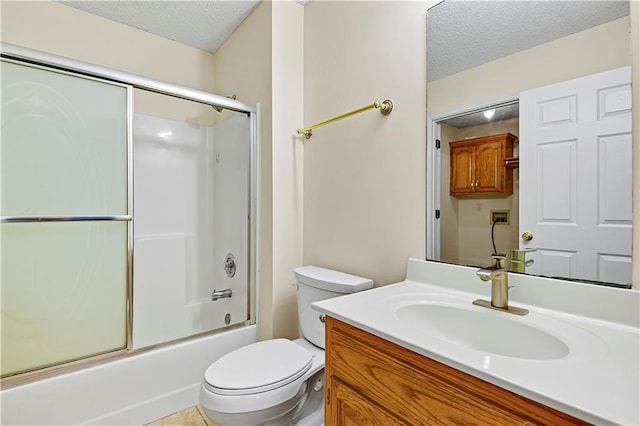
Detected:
left=204, top=338, right=313, bottom=396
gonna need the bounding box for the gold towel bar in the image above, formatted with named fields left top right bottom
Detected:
left=297, top=99, right=393, bottom=139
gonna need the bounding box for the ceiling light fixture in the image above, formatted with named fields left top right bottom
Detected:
left=483, top=109, right=496, bottom=119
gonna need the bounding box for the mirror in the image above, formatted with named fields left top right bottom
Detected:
left=426, top=0, right=633, bottom=288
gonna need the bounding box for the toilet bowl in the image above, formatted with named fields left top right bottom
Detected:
left=199, top=266, right=373, bottom=426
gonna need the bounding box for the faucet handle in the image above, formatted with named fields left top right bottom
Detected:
left=510, top=248, right=536, bottom=257
left=490, top=253, right=507, bottom=268
left=509, top=249, right=536, bottom=272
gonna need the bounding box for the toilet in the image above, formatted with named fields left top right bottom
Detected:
left=199, top=265, right=373, bottom=425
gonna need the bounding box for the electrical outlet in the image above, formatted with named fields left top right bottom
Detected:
left=491, top=210, right=510, bottom=225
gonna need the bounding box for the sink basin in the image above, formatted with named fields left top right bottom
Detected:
left=395, top=302, right=570, bottom=360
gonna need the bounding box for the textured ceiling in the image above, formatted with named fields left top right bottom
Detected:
left=427, top=0, right=630, bottom=82
left=58, top=0, right=630, bottom=83
left=57, top=0, right=261, bottom=53
left=441, top=103, right=519, bottom=129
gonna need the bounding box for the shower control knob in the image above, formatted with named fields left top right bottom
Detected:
left=224, top=253, right=236, bottom=278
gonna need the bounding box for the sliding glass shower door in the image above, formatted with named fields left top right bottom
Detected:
left=0, top=60, right=130, bottom=377
left=131, top=89, right=250, bottom=349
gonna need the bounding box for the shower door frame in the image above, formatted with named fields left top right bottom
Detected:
left=0, top=43, right=259, bottom=387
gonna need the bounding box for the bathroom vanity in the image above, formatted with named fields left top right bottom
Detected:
left=325, top=317, right=584, bottom=425
left=313, top=259, right=640, bottom=425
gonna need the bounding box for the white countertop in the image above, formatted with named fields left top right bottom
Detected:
left=313, top=259, right=640, bottom=425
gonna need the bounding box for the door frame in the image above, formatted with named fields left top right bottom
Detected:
left=426, top=96, right=519, bottom=261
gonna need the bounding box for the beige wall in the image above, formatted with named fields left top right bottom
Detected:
left=428, top=17, right=632, bottom=117
left=0, top=1, right=215, bottom=92
left=303, top=1, right=434, bottom=286
left=3, top=1, right=638, bottom=332
left=439, top=124, right=459, bottom=264
left=1, top=0, right=305, bottom=341
left=1, top=1, right=218, bottom=122
left=271, top=1, right=304, bottom=339
left=215, top=0, right=304, bottom=340
left=213, top=1, right=275, bottom=340
left=441, top=120, right=519, bottom=267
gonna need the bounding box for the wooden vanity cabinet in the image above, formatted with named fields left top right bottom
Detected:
left=449, top=133, right=516, bottom=196
left=324, top=317, right=588, bottom=425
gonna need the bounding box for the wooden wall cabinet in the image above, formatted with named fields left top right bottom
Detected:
left=325, top=316, right=588, bottom=425
left=449, top=133, right=516, bottom=196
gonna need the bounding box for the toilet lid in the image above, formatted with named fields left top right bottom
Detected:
left=204, top=339, right=313, bottom=396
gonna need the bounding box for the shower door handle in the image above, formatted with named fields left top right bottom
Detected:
left=211, top=288, right=233, bottom=301
left=0, top=215, right=132, bottom=223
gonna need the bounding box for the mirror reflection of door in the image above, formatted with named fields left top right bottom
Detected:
left=433, top=66, right=632, bottom=287
left=426, top=0, right=632, bottom=287
left=519, top=66, right=632, bottom=285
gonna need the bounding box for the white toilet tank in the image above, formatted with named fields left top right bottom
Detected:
left=294, top=266, right=373, bottom=349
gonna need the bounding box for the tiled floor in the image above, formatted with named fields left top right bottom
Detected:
left=146, top=405, right=216, bottom=426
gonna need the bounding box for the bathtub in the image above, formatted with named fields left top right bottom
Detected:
left=0, top=325, right=257, bottom=425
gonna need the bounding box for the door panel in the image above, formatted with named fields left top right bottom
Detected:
left=1, top=60, right=129, bottom=376
left=598, top=133, right=632, bottom=224
left=450, top=145, right=475, bottom=193
left=536, top=249, right=577, bottom=279
left=476, top=141, right=502, bottom=192
left=537, top=139, right=576, bottom=223
left=519, top=67, right=632, bottom=284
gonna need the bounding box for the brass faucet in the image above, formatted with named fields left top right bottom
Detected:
left=474, top=254, right=528, bottom=315
left=509, top=248, right=536, bottom=273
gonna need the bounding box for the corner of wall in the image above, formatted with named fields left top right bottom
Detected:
left=631, top=1, right=639, bottom=289
left=302, top=1, right=430, bottom=286
left=271, top=0, right=305, bottom=339
left=214, top=0, right=307, bottom=340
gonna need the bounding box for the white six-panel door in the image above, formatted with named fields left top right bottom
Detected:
left=519, top=67, right=632, bottom=285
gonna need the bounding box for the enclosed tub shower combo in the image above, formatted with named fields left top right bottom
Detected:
left=0, top=43, right=258, bottom=424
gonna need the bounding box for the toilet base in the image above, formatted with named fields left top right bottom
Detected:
left=297, top=410, right=324, bottom=426
left=201, top=369, right=324, bottom=426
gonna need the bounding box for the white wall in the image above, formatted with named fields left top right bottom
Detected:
left=303, top=1, right=434, bottom=286
left=131, top=110, right=250, bottom=350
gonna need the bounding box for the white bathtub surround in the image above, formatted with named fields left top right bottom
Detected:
left=0, top=325, right=256, bottom=425
left=313, top=259, right=640, bottom=425
left=133, top=112, right=250, bottom=350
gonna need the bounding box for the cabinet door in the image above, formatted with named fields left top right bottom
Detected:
left=475, top=139, right=504, bottom=193
left=450, top=144, right=475, bottom=194
left=326, top=317, right=589, bottom=426
left=328, top=378, right=406, bottom=426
